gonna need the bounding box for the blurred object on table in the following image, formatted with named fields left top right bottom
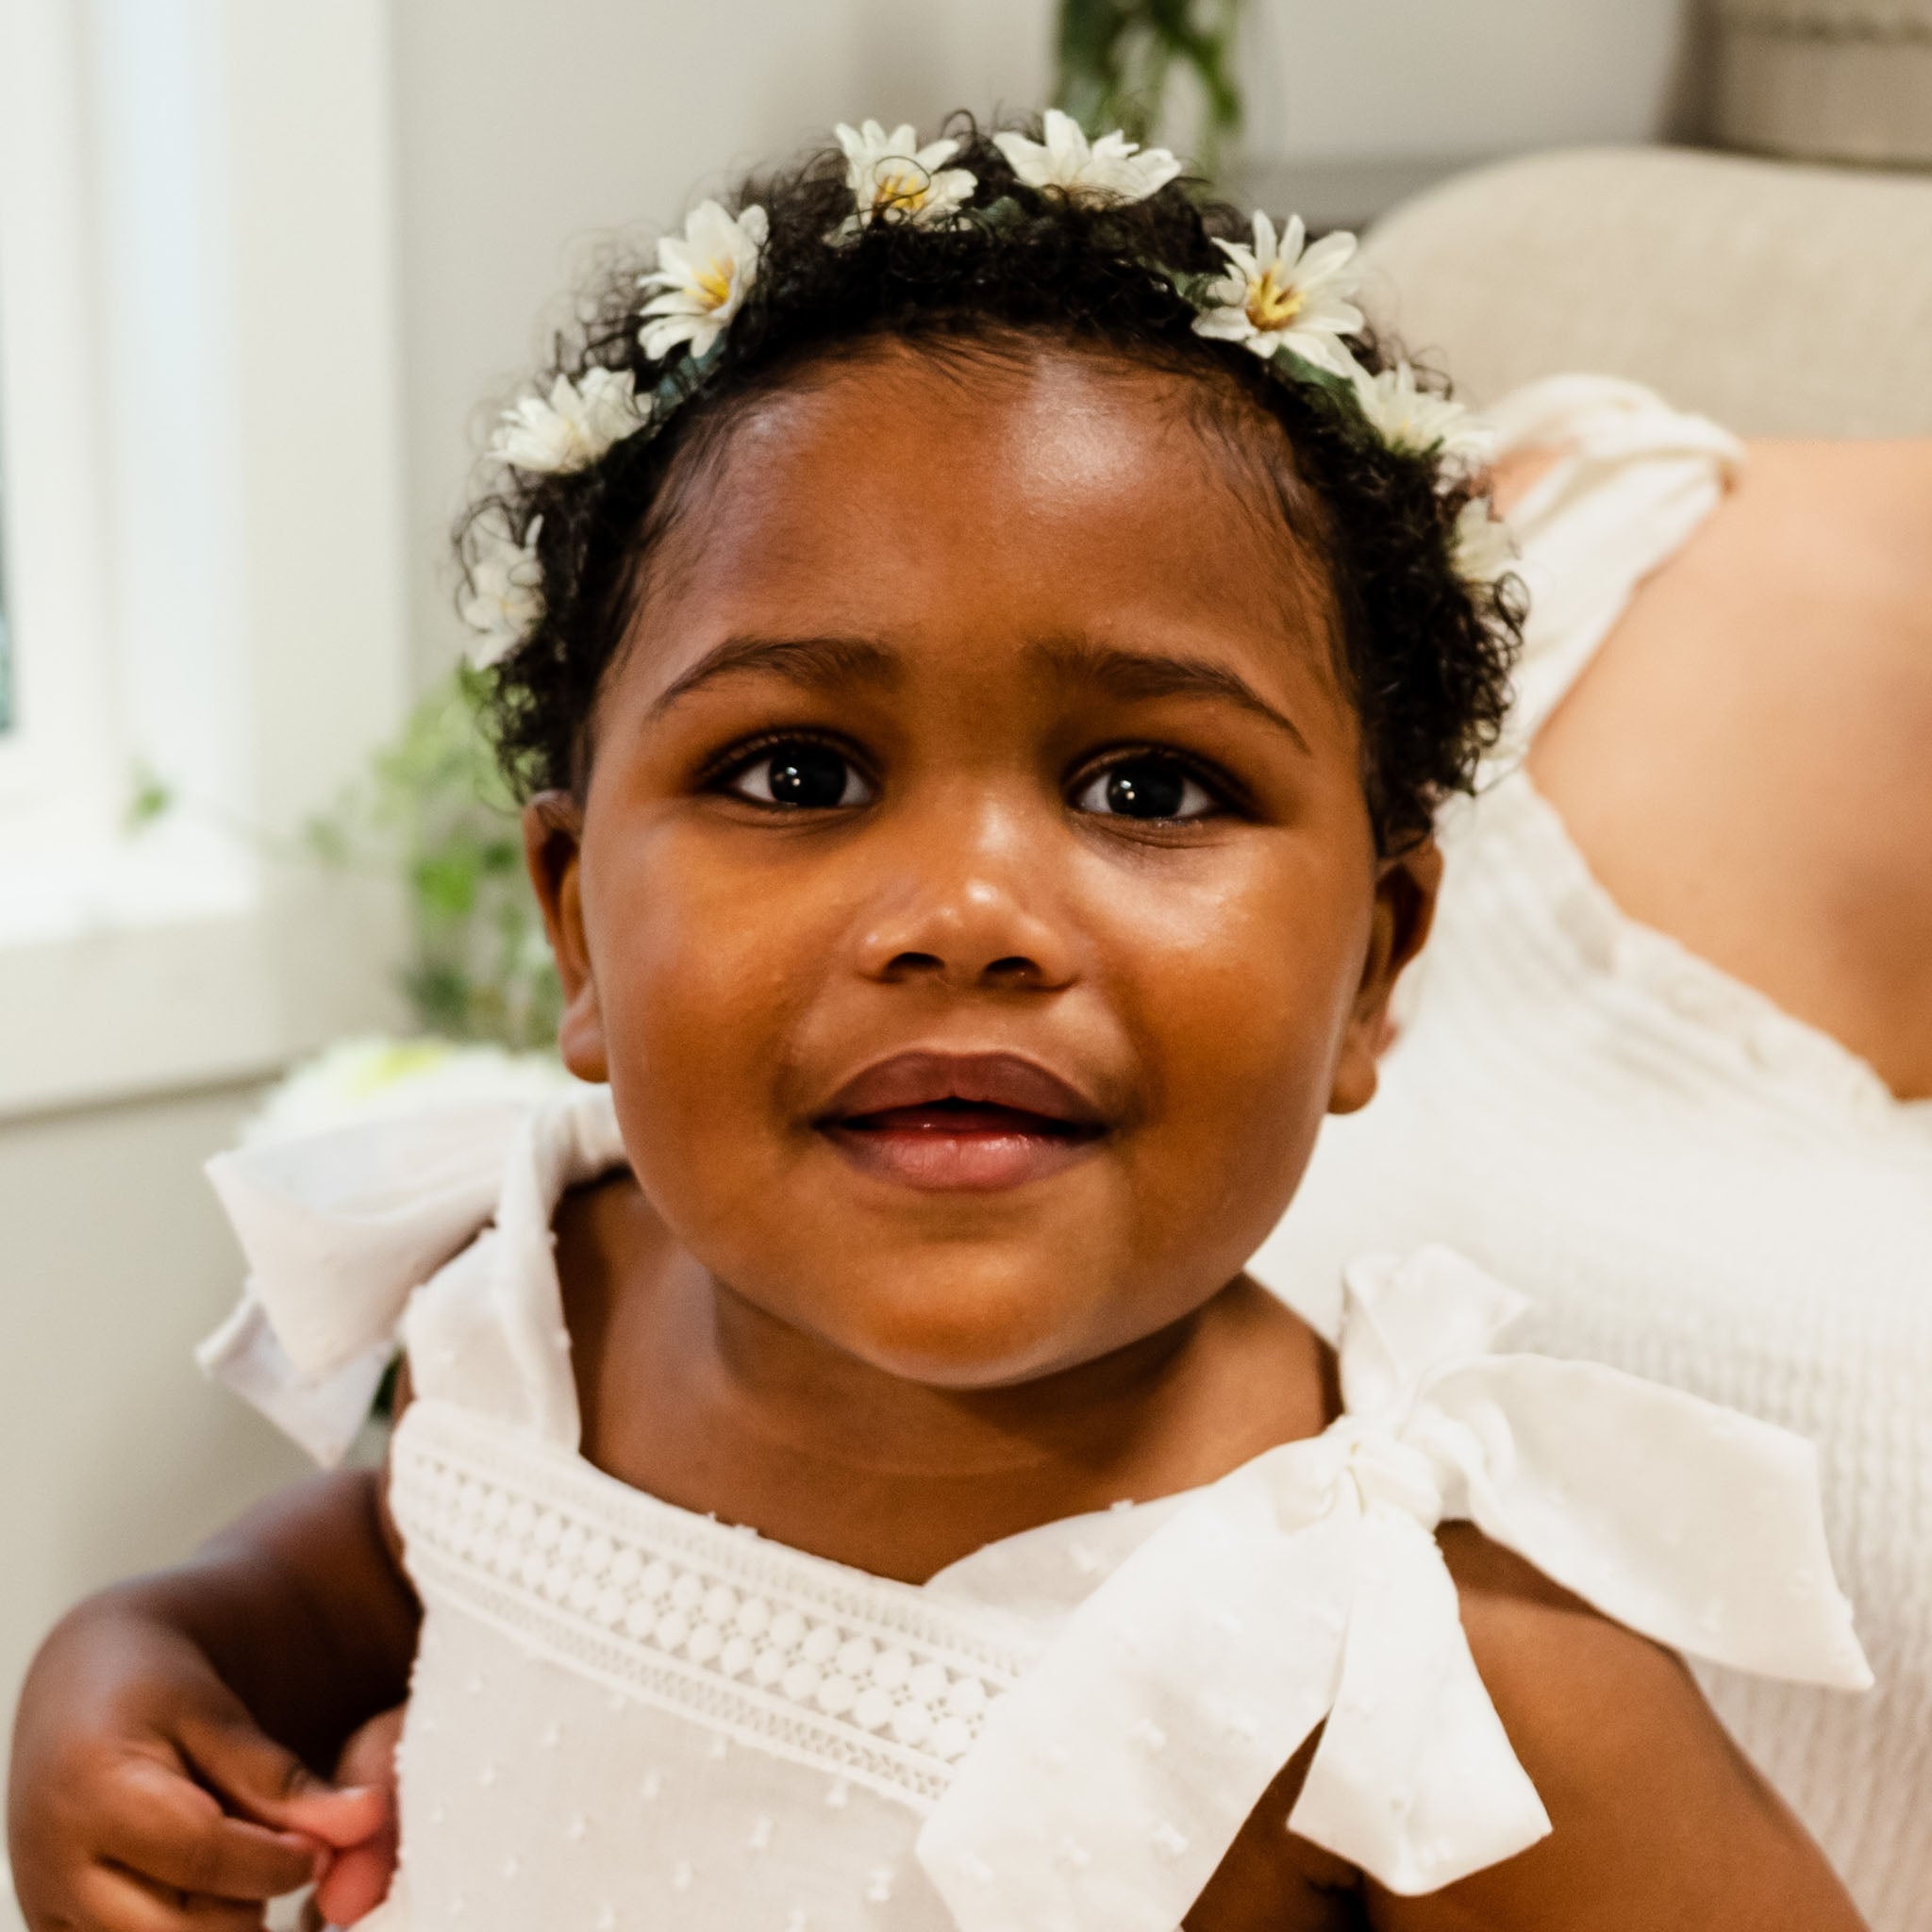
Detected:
left=242, top=1036, right=581, bottom=1146
left=1712, top=0, right=1932, bottom=165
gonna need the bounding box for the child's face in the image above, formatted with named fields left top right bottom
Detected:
left=529, top=341, right=1437, bottom=1387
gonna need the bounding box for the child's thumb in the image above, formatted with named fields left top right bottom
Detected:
left=175, top=1707, right=389, bottom=1847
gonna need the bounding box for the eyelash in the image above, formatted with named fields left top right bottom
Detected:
left=702, top=734, right=1242, bottom=823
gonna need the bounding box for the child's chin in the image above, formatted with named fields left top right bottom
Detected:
left=819, top=1275, right=1111, bottom=1391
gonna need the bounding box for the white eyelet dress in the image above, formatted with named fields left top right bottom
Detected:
left=1248, top=375, right=1932, bottom=1932
left=200, top=1082, right=1872, bottom=1932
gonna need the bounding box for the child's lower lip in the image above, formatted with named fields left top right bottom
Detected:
left=819, top=1105, right=1103, bottom=1191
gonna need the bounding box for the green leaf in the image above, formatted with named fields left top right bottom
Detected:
left=124, top=764, right=175, bottom=835
left=1052, top=0, right=1246, bottom=162
left=297, top=665, right=560, bottom=1050
left=411, top=852, right=480, bottom=920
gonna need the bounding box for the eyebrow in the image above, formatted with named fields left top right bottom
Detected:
left=646, top=633, right=901, bottom=721
left=1028, top=639, right=1313, bottom=756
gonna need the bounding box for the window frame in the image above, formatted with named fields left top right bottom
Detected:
left=0, top=0, right=119, bottom=833
left=0, top=0, right=412, bottom=1120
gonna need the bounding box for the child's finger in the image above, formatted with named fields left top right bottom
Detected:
left=331, top=1706, right=405, bottom=1793
left=313, top=1831, right=398, bottom=1926
left=310, top=1707, right=405, bottom=1922
left=101, top=1754, right=321, bottom=1901
left=75, top=1860, right=268, bottom=1932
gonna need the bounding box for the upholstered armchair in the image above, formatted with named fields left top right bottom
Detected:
left=1360, top=143, right=1932, bottom=436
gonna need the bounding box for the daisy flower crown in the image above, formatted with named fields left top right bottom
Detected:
left=459, top=110, right=1510, bottom=671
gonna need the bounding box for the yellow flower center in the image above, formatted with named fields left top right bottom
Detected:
left=873, top=164, right=931, bottom=214
left=1245, top=266, right=1304, bottom=333
left=694, top=258, right=734, bottom=310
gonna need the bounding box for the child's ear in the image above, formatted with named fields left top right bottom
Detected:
left=1328, top=837, right=1442, bottom=1117
left=524, top=791, right=608, bottom=1084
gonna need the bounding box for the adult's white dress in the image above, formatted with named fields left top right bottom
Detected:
left=1249, top=375, right=1932, bottom=1932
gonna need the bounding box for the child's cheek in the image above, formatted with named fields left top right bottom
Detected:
left=1104, top=833, right=1375, bottom=1270
left=586, top=821, right=842, bottom=1241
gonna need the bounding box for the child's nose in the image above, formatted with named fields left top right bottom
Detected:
left=853, top=811, right=1078, bottom=993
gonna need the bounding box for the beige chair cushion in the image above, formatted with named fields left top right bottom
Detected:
left=1359, top=145, right=1932, bottom=436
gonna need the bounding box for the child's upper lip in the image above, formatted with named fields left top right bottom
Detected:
left=815, top=1049, right=1110, bottom=1128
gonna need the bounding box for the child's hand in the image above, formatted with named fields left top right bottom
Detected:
left=307, top=1707, right=405, bottom=1928
left=7, top=1597, right=387, bottom=1931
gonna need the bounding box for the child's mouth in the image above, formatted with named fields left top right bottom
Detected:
left=815, top=1052, right=1108, bottom=1191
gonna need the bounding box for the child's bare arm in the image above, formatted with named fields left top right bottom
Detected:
left=1365, top=1527, right=1866, bottom=1932
left=7, top=1465, right=418, bottom=1932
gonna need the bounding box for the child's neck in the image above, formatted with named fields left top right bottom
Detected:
left=556, top=1173, right=1337, bottom=1583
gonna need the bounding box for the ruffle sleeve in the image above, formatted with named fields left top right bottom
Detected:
left=1480, top=374, right=1744, bottom=764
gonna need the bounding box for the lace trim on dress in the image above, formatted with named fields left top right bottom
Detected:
left=390, top=1400, right=1043, bottom=1813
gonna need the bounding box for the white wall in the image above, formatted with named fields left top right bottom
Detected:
left=390, top=0, right=1703, bottom=668
left=390, top=0, right=1059, bottom=671
left=0, top=1082, right=309, bottom=1760
left=1243, top=0, right=1705, bottom=161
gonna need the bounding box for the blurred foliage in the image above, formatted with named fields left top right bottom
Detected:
left=1055, top=0, right=1246, bottom=174
left=304, top=667, right=561, bottom=1052
left=125, top=762, right=175, bottom=833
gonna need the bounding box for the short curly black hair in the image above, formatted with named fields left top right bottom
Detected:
left=465, top=114, right=1520, bottom=855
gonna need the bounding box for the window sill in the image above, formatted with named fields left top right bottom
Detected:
left=0, top=813, right=255, bottom=949
left=0, top=838, right=404, bottom=1122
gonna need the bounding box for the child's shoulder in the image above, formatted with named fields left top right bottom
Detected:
left=1191, top=1527, right=1859, bottom=1931
left=1374, top=1524, right=1858, bottom=1927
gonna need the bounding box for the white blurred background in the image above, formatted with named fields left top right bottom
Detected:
left=0, top=0, right=1743, bottom=1908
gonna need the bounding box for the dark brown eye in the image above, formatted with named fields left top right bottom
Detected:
left=1074, top=756, right=1217, bottom=822
left=724, top=741, right=873, bottom=809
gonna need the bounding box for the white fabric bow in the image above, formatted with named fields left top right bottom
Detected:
left=196, top=1102, right=545, bottom=1463
left=917, top=1245, right=1872, bottom=1928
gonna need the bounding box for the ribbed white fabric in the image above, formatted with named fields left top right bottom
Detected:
left=1251, top=375, right=1932, bottom=1932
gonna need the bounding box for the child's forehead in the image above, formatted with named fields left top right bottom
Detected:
left=641, top=337, right=1340, bottom=661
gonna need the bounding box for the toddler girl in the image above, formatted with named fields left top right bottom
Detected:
left=8, top=114, right=1873, bottom=1932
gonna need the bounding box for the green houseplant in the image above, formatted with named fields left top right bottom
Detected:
left=302, top=666, right=561, bottom=1053
left=1055, top=0, right=1246, bottom=175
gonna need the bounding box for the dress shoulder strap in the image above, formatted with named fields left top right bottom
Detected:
left=198, top=1084, right=625, bottom=1463
left=920, top=1246, right=1870, bottom=1925
left=1483, top=375, right=1743, bottom=763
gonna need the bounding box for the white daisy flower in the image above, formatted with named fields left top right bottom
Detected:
left=491, top=368, right=645, bottom=475
left=1351, top=361, right=1494, bottom=468
left=992, top=109, right=1182, bottom=204
left=639, top=200, right=768, bottom=361
left=459, top=516, right=543, bottom=666
left=1192, top=211, right=1365, bottom=377
left=835, top=120, right=977, bottom=232
left=1451, top=496, right=1515, bottom=590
